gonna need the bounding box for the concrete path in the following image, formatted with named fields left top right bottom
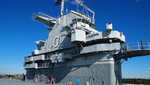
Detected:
left=0, top=78, right=50, bottom=85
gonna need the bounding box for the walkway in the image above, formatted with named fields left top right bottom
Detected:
left=114, top=42, right=150, bottom=60
left=0, top=78, right=59, bottom=85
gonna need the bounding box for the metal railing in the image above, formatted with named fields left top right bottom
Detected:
left=121, top=42, right=150, bottom=51
left=31, top=12, right=56, bottom=21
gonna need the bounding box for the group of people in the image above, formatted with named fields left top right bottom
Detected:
left=34, top=76, right=80, bottom=85
left=37, top=77, right=54, bottom=85
left=39, top=77, right=80, bottom=85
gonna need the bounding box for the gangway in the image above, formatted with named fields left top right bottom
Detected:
left=114, top=42, right=150, bottom=60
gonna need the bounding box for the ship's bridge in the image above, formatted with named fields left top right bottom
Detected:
left=114, top=42, right=150, bottom=60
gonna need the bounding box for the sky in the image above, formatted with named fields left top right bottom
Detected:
left=0, top=0, right=150, bottom=78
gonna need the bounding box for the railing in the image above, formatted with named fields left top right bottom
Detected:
left=24, top=63, right=38, bottom=69
left=121, top=42, right=150, bottom=51
left=38, top=12, right=56, bottom=20
left=31, top=12, right=56, bottom=21
left=25, top=57, right=33, bottom=62
left=33, top=55, right=45, bottom=61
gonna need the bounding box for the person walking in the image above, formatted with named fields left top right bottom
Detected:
left=35, top=76, right=38, bottom=83
left=76, top=77, right=80, bottom=85
left=141, top=40, right=144, bottom=49
left=39, top=78, right=43, bottom=82
left=51, top=77, right=54, bottom=85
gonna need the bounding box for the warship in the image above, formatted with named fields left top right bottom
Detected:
left=23, top=0, right=150, bottom=85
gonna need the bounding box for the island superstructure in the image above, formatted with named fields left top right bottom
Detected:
left=23, top=0, right=150, bottom=85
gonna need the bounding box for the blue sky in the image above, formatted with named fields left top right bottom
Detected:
left=0, top=0, right=150, bottom=78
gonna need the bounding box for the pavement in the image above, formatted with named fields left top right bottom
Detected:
left=0, top=78, right=50, bottom=85
left=1, top=78, right=145, bottom=85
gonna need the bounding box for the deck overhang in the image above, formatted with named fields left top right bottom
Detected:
left=113, top=42, right=150, bottom=60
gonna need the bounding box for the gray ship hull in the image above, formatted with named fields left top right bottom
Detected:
left=26, top=52, right=122, bottom=85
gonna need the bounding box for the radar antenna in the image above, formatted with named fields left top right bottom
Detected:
left=75, top=0, right=95, bottom=23
left=55, top=0, right=65, bottom=17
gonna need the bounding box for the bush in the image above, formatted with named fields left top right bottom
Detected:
left=122, top=78, right=150, bottom=84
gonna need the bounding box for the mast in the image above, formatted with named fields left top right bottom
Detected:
left=55, top=0, right=65, bottom=17
left=60, top=0, right=65, bottom=17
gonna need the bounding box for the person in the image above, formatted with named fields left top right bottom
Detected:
left=22, top=74, right=25, bottom=81
left=34, top=76, right=38, bottom=83
left=141, top=40, right=144, bottom=49
left=39, top=78, right=43, bottom=82
left=76, top=77, right=80, bottom=85
left=9, top=76, right=11, bottom=80
left=51, top=77, right=54, bottom=85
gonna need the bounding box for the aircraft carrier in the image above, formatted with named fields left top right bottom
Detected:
left=23, top=0, right=150, bottom=85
